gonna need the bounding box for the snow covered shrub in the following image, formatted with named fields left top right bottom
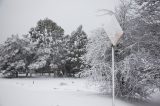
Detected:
left=116, top=51, right=159, bottom=102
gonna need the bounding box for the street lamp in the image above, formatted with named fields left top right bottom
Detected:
left=103, top=12, right=123, bottom=106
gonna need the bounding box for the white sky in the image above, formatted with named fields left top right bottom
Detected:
left=0, top=0, right=119, bottom=43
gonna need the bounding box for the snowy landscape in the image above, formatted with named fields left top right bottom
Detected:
left=0, top=77, right=135, bottom=106
left=0, top=0, right=160, bottom=106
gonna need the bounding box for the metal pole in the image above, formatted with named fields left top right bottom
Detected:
left=112, top=45, right=115, bottom=106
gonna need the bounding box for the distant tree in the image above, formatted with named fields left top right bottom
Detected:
left=0, top=35, right=31, bottom=77
left=28, top=18, right=64, bottom=76
left=65, top=25, right=88, bottom=77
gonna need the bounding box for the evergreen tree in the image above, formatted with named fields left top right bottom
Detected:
left=28, top=18, right=65, bottom=76
left=65, top=25, right=88, bottom=77
left=0, top=35, right=30, bottom=77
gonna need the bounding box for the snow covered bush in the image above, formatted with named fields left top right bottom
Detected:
left=116, top=51, right=159, bottom=102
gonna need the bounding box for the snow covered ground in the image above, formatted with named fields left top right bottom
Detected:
left=0, top=78, right=134, bottom=106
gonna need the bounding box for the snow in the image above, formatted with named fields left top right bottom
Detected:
left=0, top=78, right=134, bottom=106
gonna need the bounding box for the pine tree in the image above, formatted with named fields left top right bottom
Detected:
left=28, top=18, right=64, bottom=76
left=65, top=25, right=88, bottom=77
left=0, top=35, right=30, bottom=77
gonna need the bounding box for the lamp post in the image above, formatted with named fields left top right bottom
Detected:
left=103, top=13, right=123, bottom=106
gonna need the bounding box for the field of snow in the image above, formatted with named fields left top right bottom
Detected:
left=0, top=78, right=134, bottom=106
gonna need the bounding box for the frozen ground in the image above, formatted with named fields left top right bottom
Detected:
left=0, top=78, right=134, bottom=106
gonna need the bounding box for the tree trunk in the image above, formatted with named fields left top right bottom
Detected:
left=26, top=72, right=29, bottom=77
left=48, top=71, right=51, bottom=76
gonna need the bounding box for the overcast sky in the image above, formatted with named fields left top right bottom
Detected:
left=0, top=0, right=119, bottom=43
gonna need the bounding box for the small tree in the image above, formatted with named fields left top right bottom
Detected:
left=84, top=28, right=112, bottom=93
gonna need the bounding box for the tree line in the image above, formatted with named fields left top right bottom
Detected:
left=0, top=18, right=88, bottom=78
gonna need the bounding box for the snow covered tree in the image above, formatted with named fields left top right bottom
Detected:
left=0, top=18, right=88, bottom=78
left=115, top=0, right=160, bottom=59
left=28, top=18, right=65, bottom=76
left=0, top=35, right=31, bottom=77
left=116, top=50, right=160, bottom=101
left=65, top=25, right=88, bottom=77
left=84, top=0, right=160, bottom=102
left=84, top=28, right=113, bottom=93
